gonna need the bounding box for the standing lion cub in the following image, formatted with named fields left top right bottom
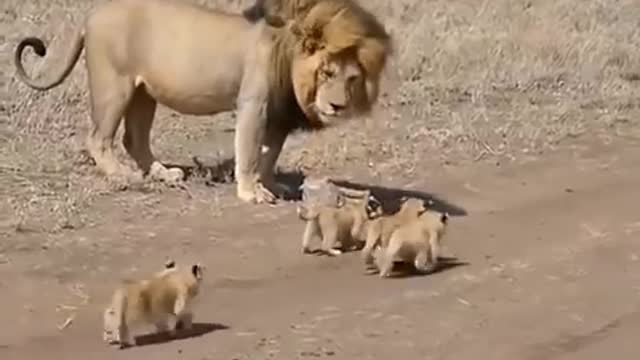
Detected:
left=297, top=191, right=383, bottom=256
left=103, top=260, right=205, bottom=348
left=374, top=209, right=449, bottom=278
left=361, top=197, right=431, bottom=270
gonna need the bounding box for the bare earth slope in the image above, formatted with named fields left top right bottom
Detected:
left=1, top=137, right=639, bottom=360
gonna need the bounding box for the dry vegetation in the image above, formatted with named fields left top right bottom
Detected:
left=1, top=0, right=640, bottom=236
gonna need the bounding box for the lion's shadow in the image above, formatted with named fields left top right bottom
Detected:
left=329, top=179, right=467, bottom=217
left=131, top=322, right=229, bottom=348
left=165, top=157, right=467, bottom=217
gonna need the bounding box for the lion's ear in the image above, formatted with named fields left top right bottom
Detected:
left=265, top=14, right=287, bottom=27
left=290, top=21, right=323, bottom=55
left=288, top=18, right=301, bottom=35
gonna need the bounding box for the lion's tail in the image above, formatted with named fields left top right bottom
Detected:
left=14, top=28, right=85, bottom=91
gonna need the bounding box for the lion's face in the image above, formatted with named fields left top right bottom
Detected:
left=292, top=49, right=375, bottom=127
left=268, top=0, right=391, bottom=128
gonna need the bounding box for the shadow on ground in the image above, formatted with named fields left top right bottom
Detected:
left=368, top=256, right=470, bottom=279
left=165, top=158, right=305, bottom=201
left=133, top=322, right=229, bottom=348
left=331, top=180, right=468, bottom=217
left=166, top=157, right=467, bottom=216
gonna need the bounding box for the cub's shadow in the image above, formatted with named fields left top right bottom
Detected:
left=166, top=157, right=467, bottom=217
left=369, top=256, right=469, bottom=279
left=133, top=322, right=229, bottom=348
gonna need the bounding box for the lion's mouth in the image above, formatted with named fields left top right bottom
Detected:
left=313, top=104, right=343, bottom=120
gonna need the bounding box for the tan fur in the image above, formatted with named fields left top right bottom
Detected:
left=102, top=261, right=205, bottom=348
left=297, top=191, right=383, bottom=256
left=14, top=0, right=391, bottom=204
left=374, top=210, right=449, bottom=278
left=247, top=0, right=392, bottom=111
left=361, top=197, right=431, bottom=270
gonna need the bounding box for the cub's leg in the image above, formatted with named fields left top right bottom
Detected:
left=361, top=225, right=380, bottom=269
left=154, top=316, right=171, bottom=334
left=320, top=225, right=342, bottom=256
left=413, top=246, right=433, bottom=274
left=173, top=295, right=193, bottom=331
left=349, top=214, right=365, bottom=249
left=175, top=312, right=193, bottom=331
left=377, top=240, right=401, bottom=278
left=123, top=87, right=183, bottom=184
left=302, top=219, right=321, bottom=254
left=428, top=229, right=441, bottom=268
left=118, top=322, right=134, bottom=348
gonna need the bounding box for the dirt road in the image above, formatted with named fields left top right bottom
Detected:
left=1, top=137, right=639, bottom=360
left=3, top=0, right=640, bottom=358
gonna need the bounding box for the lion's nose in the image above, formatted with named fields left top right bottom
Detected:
left=329, top=102, right=346, bottom=112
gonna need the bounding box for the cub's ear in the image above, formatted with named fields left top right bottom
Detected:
left=367, top=193, right=382, bottom=208
left=365, top=195, right=383, bottom=219
left=192, top=264, right=204, bottom=279
left=441, top=212, right=449, bottom=224
left=420, top=199, right=434, bottom=214
left=164, top=259, right=176, bottom=269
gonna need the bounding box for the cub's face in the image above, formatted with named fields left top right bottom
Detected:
left=399, top=197, right=428, bottom=217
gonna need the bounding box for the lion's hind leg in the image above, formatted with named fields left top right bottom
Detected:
left=123, top=87, right=184, bottom=185
left=85, top=63, right=135, bottom=182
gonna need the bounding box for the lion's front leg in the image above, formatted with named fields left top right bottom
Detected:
left=234, top=99, right=276, bottom=204
left=258, top=126, right=296, bottom=201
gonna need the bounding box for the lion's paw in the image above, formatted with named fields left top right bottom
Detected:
left=254, top=182, right=278, bottom=204
left=237, top=181, right=278, bottom=204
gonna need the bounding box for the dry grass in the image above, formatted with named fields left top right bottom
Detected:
left=1, top=0, right=640, bottom=235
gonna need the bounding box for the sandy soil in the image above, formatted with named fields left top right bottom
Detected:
left=2, top=0, right=640, bottom=359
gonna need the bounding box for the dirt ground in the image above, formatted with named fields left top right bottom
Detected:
left=2, top=0, right=640, bottom=359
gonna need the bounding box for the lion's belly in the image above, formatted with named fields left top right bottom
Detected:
left=141, top=67, right=243, bottom=116
left=145, top=83, right=240, bottom=116
left=111, top=0, right=252, bottom=116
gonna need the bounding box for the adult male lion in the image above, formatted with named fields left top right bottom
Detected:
left=14, top=0, right=391, bottom=204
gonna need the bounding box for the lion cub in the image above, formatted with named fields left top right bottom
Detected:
left=103, top=260, right=205, bottom=348
left=361, top=197, right=431, bottom=270
left=375, top=209, right=449, bottom=278
left=297, top=191, right=383, bottom=256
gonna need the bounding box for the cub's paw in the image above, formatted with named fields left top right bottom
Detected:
left=149, top=162, right=185, bottom=186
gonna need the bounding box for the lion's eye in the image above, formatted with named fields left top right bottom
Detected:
left=347, top=74, right=360, bottom=83
left=321, top=69, right=335, bottom=78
